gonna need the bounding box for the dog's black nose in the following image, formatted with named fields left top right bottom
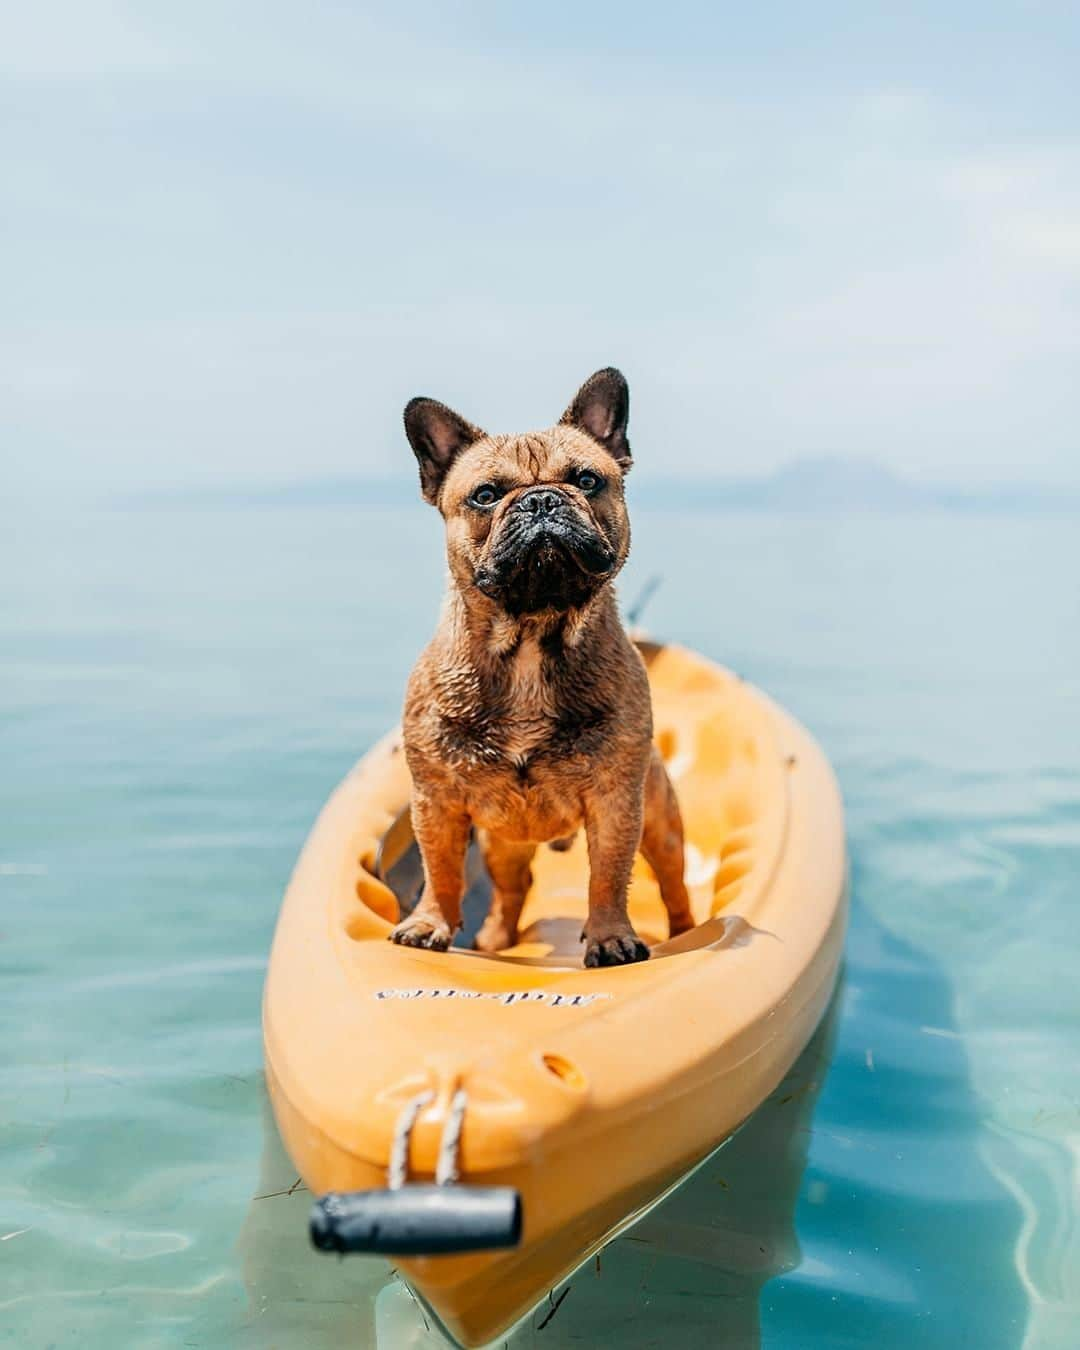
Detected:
left=517, top=487, right=563, bottom=517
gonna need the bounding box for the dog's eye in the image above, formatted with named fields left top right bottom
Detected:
left=576, top=471, right=603, bottom=494
left=470, top=484, right=500, bottom=508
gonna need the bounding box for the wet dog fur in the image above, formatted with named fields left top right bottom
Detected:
left=390, top=368, right=694, bottom=967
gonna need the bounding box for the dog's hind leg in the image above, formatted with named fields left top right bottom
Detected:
left=640, top=749, right=695, bottom=938
left=474, top=833, right=535, bottom=953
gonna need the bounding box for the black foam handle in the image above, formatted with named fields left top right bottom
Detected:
left=309, top=1184, right=523, bottom=1256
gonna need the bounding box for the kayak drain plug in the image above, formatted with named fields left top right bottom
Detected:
left=309, top=1088, right=523, bottom=1257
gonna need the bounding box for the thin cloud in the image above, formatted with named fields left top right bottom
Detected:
left=4, top=3, right=1080, bottom=494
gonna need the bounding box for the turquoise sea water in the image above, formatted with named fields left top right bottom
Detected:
left=3, top=499, right=1078, bottom=1348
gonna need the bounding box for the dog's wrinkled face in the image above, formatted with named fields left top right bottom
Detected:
left=404, top=369, right=633, bottom=618
left=441, top=427, right=628, bottom=616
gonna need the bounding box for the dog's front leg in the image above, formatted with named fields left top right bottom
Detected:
left=389, top=795, right=470, bottom=951
left=581, top=788, right=650, bottom=967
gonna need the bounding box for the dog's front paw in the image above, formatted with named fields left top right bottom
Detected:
left=583, top=926, right=650, bottom=967
left=389, top=914, right=453, bottom=951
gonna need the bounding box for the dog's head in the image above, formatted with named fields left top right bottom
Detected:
left=403, top=369, right=633, bottom=617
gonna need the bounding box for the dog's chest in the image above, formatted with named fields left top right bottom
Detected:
left=430, top=639, right=589, bottom=840
left=500, top=638, right=557, bottom=764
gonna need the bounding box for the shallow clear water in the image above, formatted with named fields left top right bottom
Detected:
left=3, top=500, right=1078, bottom=1348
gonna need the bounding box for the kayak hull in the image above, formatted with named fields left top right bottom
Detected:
left=263, top=643, right=847, bottom=1346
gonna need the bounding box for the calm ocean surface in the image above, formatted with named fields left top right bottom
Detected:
left=3, top=499, right=1078, bottom=1348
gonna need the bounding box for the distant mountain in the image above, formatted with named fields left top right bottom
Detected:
left=136, top=456, right=1080, bottom=513
left=640, top=456, right=933, bottom=511
left=638, top=456, right=1080, bottom=512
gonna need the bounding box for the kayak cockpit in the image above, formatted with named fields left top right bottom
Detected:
left=342, top=644, right=791, bottom=966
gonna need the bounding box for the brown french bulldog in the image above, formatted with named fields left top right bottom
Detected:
left=391, top=368, right=695, bottom=967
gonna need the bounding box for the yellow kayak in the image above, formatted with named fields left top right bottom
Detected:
left=262, top=641, right=847, bottom=1347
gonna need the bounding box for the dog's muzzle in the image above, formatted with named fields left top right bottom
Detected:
left=516, top=486, right=565, bottom=519
left=475, top=489, right=617, bottom=613
left=509, top=489, right=615, bottom=577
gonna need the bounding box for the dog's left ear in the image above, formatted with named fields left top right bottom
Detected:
left=559, top=368, right=631, bottom=468
left=404, top=398, right=486, bottom=504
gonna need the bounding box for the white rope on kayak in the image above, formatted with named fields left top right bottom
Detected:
left=435, top=1088, right=468, bottom=1186
left=388, top=1090, right=433, bottom=1190
left=387, top=1086, right=468, bottom=1189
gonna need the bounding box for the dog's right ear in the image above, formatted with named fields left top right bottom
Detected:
left=404, top=398, right=485, bottom=504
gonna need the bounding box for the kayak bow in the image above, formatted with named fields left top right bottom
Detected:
left=263, top=642, right=846, bottom=1346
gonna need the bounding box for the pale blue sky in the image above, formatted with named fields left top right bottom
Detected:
left=4, top=1, right=1079, bottom=496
